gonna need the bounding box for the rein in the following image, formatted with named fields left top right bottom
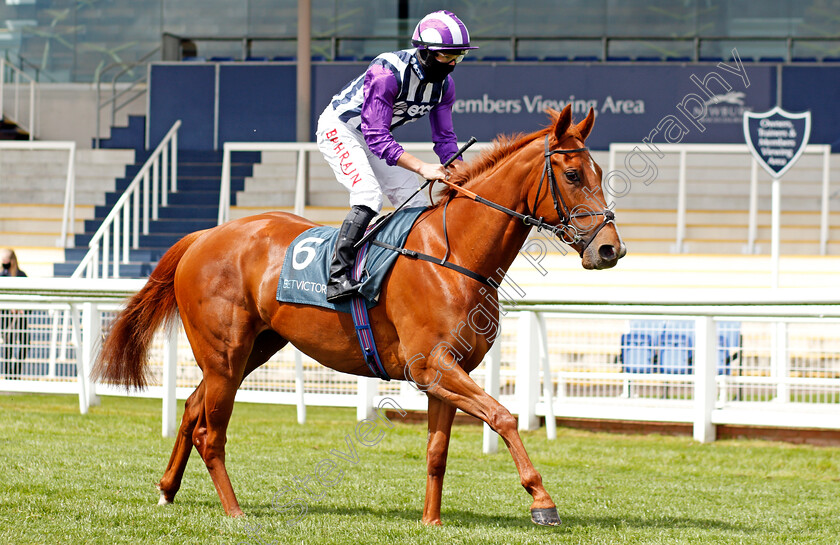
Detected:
left=435, top=135, right=616, bottom=255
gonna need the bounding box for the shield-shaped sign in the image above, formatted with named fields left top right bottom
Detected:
left=743, top=106, right=811, bottom=179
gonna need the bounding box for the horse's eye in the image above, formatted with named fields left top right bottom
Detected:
left=565, top=170, right=580, bottom=183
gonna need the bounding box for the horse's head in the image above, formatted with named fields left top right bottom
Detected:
left=530, top=105, right=626, bottom=269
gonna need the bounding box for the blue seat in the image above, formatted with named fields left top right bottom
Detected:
left=543, top=56, right=569, bottom=62
left=699, top=56, right=723, bottom=63
left=245, top=56, right=268, bottom=62
left=571, top=55, right=600, bottom=62
left=792, top=56, right=818, bottom=63
left=209, top=56, right=236, bottom=62
left=334, top=55, right=357, bottom=62
left=181, top=56, right=206, bottom=62
left=480, top=55, right=509, bottom=62
left=272, top=55, right=295, bottom=61
left=636, top=56, right=663, bottom=62
left=620, top=332, right=656, bottom=374
left=658, top=321, right=693, bottom=374
left=515, top=56, right=540, bottom=62
left=759, top=56, right=785, bottom=63
left=311, top=55, right=326, bottom=62
left=665, top=56, right=691, bottom=62
left=823, top=56, right=840, bottom=62
left=734, top=56, right=755, bottom=62
left=606, top=56, right=632, bottom=62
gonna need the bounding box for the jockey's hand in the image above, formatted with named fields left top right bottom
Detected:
left=417, top=162, right=449, bottom=182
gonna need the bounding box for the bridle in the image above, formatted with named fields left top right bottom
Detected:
left=436, top=134, right=616, bottom=255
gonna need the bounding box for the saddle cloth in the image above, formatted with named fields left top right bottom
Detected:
left=276, top=207, right=426, bottom=313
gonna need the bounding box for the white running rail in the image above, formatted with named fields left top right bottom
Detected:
left=0, top=57, right=37, bottom=140
left=72, top=120, right=180, bottom=279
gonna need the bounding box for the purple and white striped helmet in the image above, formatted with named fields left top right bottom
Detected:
left=411, top=10, right=479, bottom=51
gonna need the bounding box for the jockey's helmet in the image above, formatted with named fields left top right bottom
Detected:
left=411, top=10, right=479, bottom=62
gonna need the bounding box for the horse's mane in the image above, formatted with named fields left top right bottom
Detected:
left=431, top=111, right=581, bottom=209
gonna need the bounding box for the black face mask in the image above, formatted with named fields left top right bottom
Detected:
left=416, top=49, right=456, bottom=83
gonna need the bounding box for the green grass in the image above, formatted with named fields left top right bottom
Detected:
left=1, top=393, right=839, bottom=544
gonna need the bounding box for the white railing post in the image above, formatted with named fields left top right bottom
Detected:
left=357, top=375, right=377, bottom=421
left=161, top=144, right=169, bottom=207
left=171, top=132, right=178, bottom=192
left=536, top=312, right=556, bottom=440
left=482, top=337, right=501, bottom=454
left=820, top=146, right=830, bottom=255
left=294, top=149, right=307, bottom=217
left=746, top=158, right=759, bottom=254
left=162, top=321, right=179, bottom=437
left=152, top=156, right=160, bottom=221
left=693, top=316, right=717, bottom=443
left=674, top=149, right=687, bottom=253
left=773, top=321, right=789, bottom=403
left=219, top=144, right=232, bottom=225
left=80, top=302, right=101, bottom=408
left=71, top=304, right=89, bottom=415
left=517, top=312, right=540, bottom=431
left=295, top=349, right=307, bottom=424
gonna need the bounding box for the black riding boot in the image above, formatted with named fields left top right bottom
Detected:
left=325, top=205, right=376, bottom=303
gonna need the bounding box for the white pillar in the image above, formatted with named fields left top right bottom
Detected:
left=482, top=339, right=501, bottom=454
left=357, top=376, right=377, bottom=421
left=80, top=302, right=100, bottom=408
left=161, top=323, right=178, bottom=437
left=295, top=349, right=307, bottom=424
left=693, top=316, right=717, bottom=443
left=517, top=312, right=539, bottom=431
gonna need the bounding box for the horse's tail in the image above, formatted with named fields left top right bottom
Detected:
left=92, top=230, right=206, bottom=390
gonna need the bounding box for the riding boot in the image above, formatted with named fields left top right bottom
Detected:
left=325, top=205, right=376, bottom=303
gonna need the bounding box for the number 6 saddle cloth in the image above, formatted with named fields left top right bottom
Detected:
left=276, top=207, right=426, bottom=314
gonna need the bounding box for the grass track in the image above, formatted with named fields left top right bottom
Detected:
left=1, top=393, right=839, bottom=544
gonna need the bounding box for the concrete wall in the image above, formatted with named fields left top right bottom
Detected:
left=36, top=83, right=147, bottom=148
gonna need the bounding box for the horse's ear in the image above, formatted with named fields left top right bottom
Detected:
left=552, top=104, right=573, bottom=141
left=576, top=107, right=596, bottom=141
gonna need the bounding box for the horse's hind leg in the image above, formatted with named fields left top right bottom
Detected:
left=158, top=329, right=287, bottom=512
left=157, top=380, right=207, bottom=504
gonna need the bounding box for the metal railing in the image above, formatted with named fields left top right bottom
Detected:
left=161, top=32, right=840, bottom=62
left=607, top=143, right=833, bottom=256
left=0, top=57, right=37, bottom=139
left=72, top=120, right=180, bottom=279
left=94, top=46, right=160, bottom=149
left=2, top=280, right=839, bottom=445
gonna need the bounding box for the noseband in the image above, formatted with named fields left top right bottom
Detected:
left=531, top=135, right=615, bottom=254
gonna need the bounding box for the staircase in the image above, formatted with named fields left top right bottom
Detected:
left=53, top=115, right=261, bottom=277
left=0, top=116, right=29, bottom=140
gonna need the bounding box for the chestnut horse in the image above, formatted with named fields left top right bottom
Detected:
left=93, top=105, right=624, bottom=526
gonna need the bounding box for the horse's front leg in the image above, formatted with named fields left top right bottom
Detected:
left=416, top=364, right=561, bottom=526
left=422, top=395, right=457, bottom=525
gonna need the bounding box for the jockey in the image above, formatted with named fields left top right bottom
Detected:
left=316, top=9, right=478, bottom=303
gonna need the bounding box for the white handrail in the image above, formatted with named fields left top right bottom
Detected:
left=218, top=141, right=492, bottom=225
left=0, top=58, right=37, bottom=140
left=72, top=120, right=181, bottom=279
left=0, top=141, right=75, bottom=247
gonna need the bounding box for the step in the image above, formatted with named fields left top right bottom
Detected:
left=0, top=204, right=95, bottom=220
left=0, top=232, right=68, bottom=247
left=2, top=190, right=107, bottom=206
left=0, top=218, right=86, bottom=232
left=114, top=177, right=244, bottom=193
left=0, top=177, right=117, bottom=192
left=53, top=261, right=152, bottom=278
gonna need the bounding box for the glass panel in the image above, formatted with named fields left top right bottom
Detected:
left=606, top=0, right=698, bottom=38
left=699, top=0, right=793, bottom=37
left=247, top=0, right=298, bottom=37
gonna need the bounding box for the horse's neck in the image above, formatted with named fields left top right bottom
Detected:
left=426, top=149, right=538, bottom=283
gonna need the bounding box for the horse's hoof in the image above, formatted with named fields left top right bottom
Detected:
left=530, top=507, right=562, bottom=526
left=157, top=489, right=173, bottom=506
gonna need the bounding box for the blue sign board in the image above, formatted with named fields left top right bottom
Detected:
left=743, top=106, right=812, bottom=178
